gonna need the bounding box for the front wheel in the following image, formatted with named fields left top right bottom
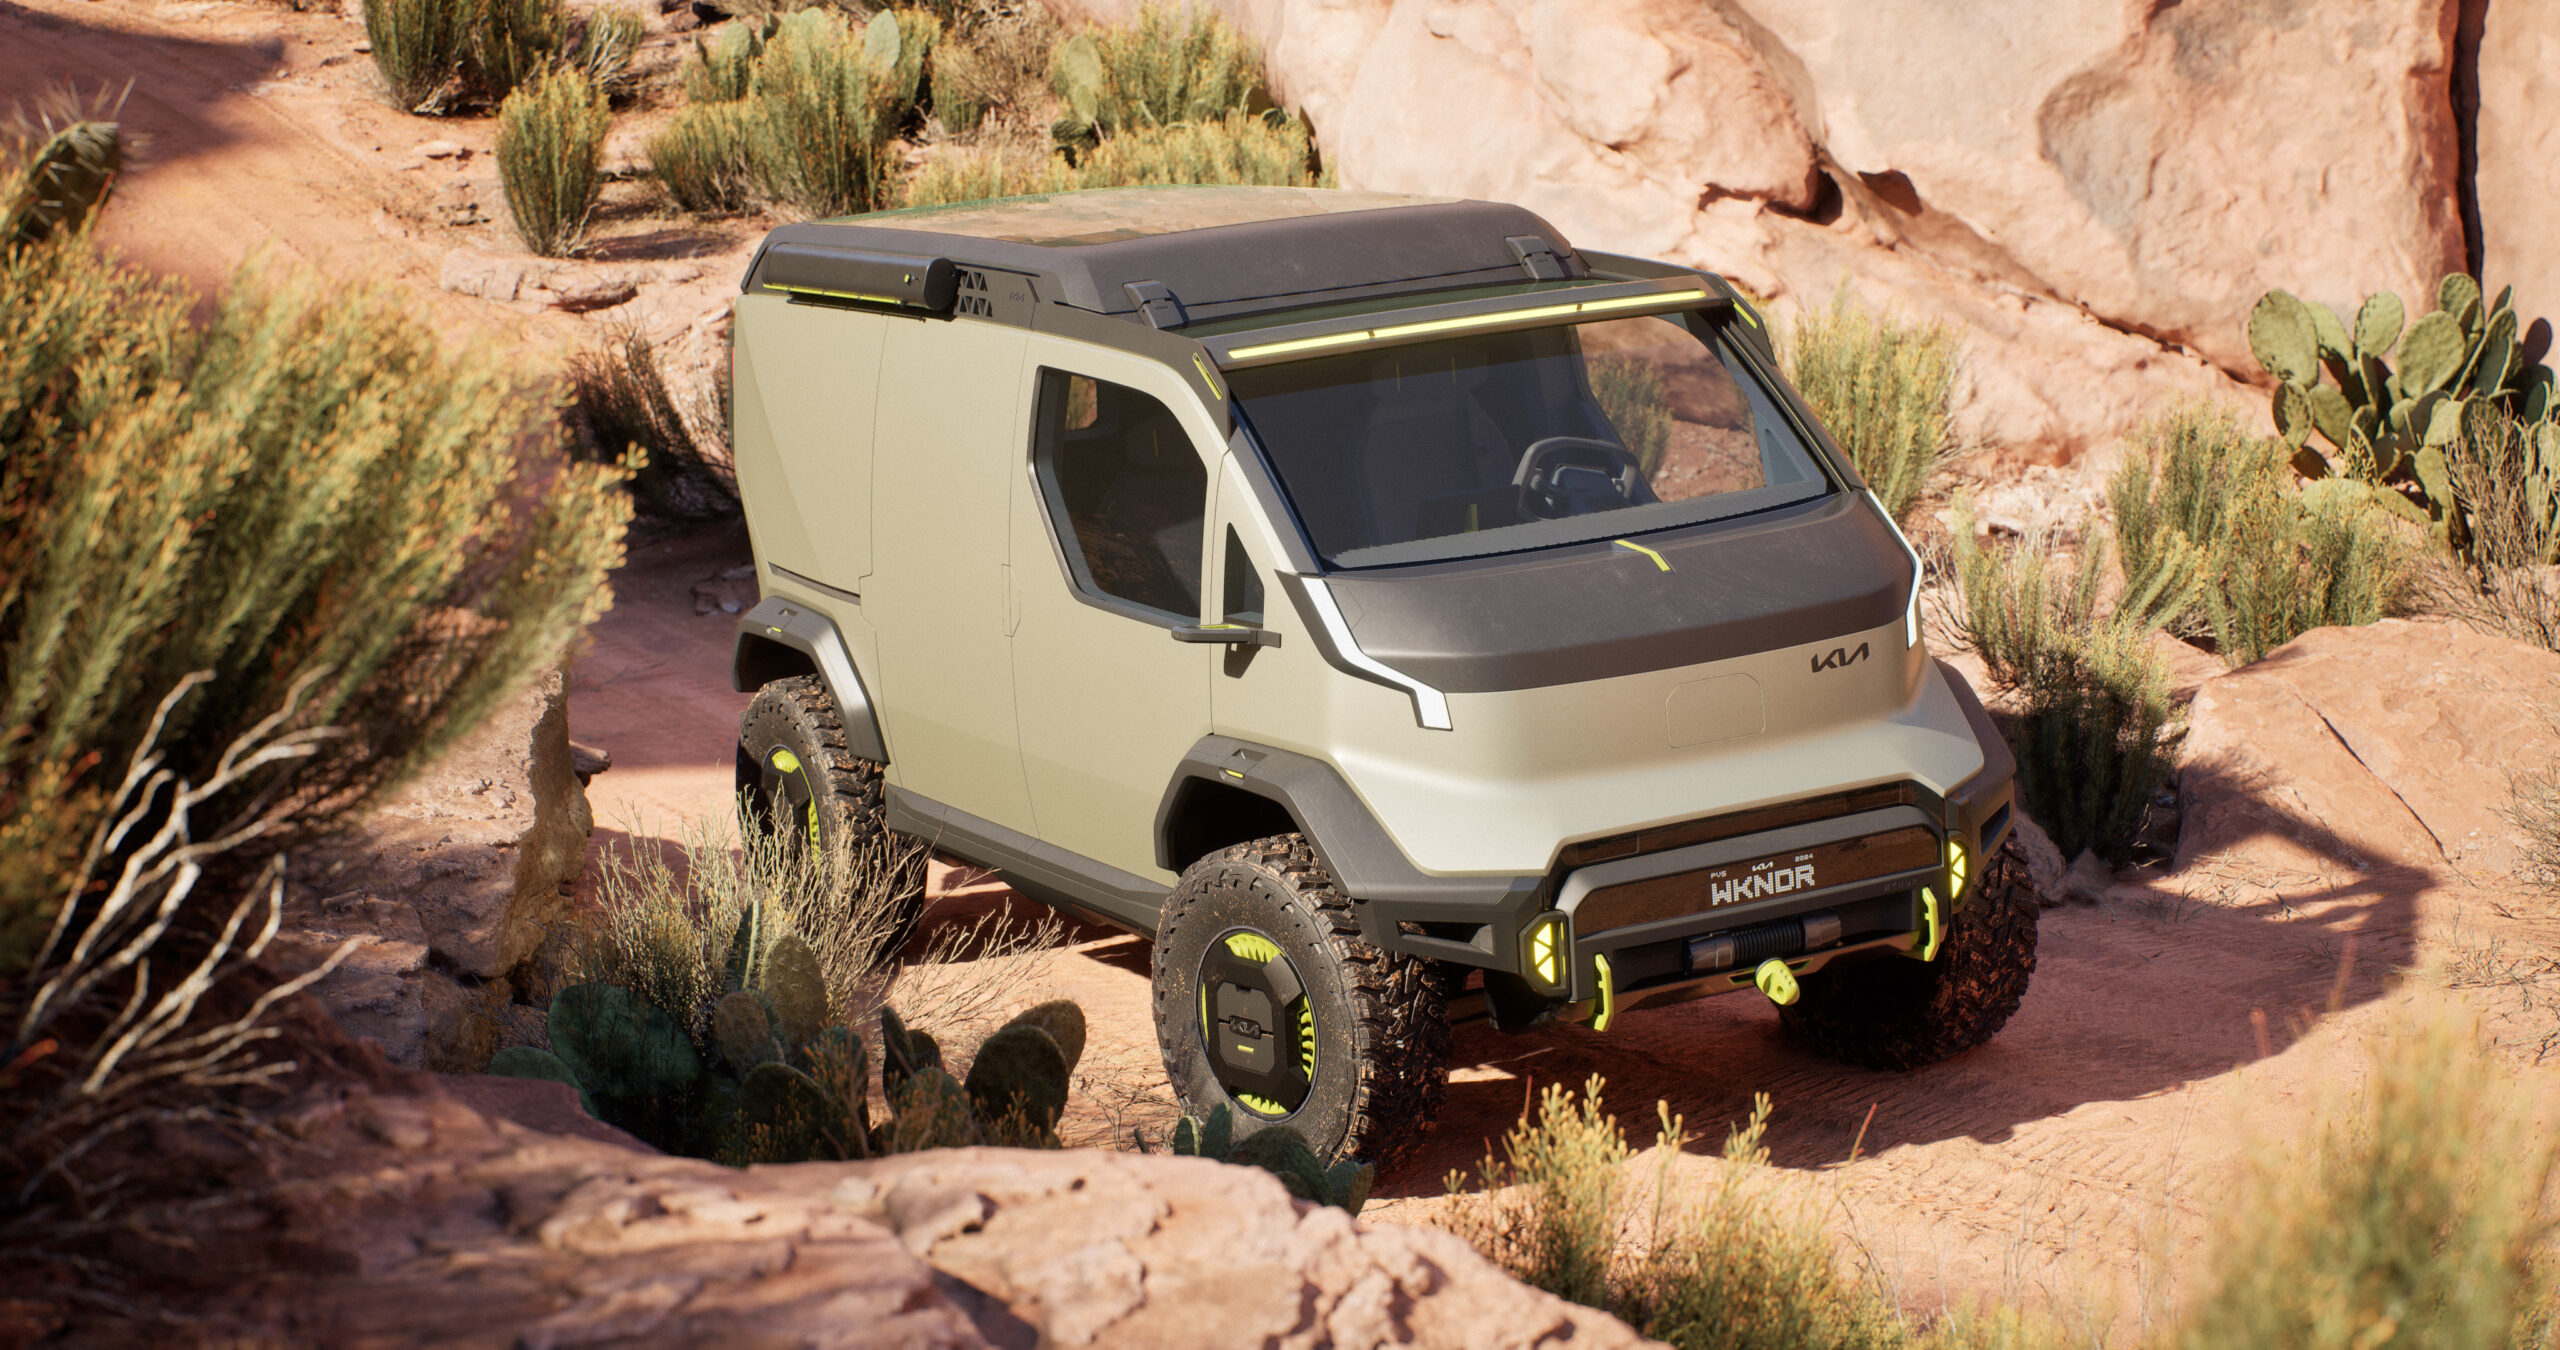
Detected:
left=735, top=675, right=926, bottom=955
left=1152, top=835, right=1448, bottom=1171
left=1778, top=838, right=2038, bottom=1070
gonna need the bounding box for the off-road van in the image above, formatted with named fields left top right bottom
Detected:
left=726, top=186, right=2029, bottom=1169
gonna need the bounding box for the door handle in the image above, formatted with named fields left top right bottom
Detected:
left=1171, top=624, right=1280, bottom=648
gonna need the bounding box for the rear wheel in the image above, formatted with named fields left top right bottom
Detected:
left=1152, top=835, right=1448, bottom=1171
left=1779, top=838, right=2037, bottom=1070
left=735, top=676, right=925, bottom=953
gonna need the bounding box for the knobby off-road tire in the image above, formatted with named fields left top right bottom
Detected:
left=1778, top=838, right=2037, bottom=1070
left=736, top=675, right=926, bottom=949
left=1153, top=834, right=1449, bottom=1172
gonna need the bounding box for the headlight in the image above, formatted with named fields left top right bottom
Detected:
left=1946, top=837, right=1970, bottom=898
left=1522, top=913, right=1570, bottom=991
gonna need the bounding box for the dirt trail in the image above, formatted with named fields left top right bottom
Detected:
left=577, top=524, right=2552, bottom=1330
left=28, top=2, right=2560, bottom=1331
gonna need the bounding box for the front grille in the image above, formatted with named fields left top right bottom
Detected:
left=1575, top=824, right=1935, bottom=935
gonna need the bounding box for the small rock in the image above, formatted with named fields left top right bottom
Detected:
left=440, top=248, right=530, bottom=301
left=720, top=563, right=757, bottom=581
left=417, top=139, right=465, bottom=159
left=546, top=270, right=640, bottom=312
left=353, top=39, right=372, bottom=52
left=569, top=741, right=612, bottom=784
left=2008, top=814, right=2068, bottom=907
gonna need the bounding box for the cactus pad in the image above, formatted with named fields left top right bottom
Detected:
left=2352, top=292, right=2404, bottom=357
left=2247, top=290, right=2320, bottom=387
left=2309, top=301, right=2353, bottom=362
left=2396, top=311, right=2466, bottom=395
left=888, top=1066, right=979, bottom=1152
left=548, top=982, right=702, bottom=1101
left=1229, top=1126, right=1331, bottom=1203
left=963, top=1024, right=1070, bottom=1131
left=741, top=1060, right=851, bottom=1162
left=2439, top=274, right=2483, bottom=333
left=861, top=10, right=902, bottom=72
left=879, top=1005, right=942, bottom=1097
left=715, top=989, right=777, bottom=1073
left=761, top=934, right=827, bottom=1047
left=487, top=1045, right=597, bottom=1117
left=2306, top=383, right=2352, bottom=450
left=1001, top=1000, right=1088, bottom=1074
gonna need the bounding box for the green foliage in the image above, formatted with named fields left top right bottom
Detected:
left=682, top=19, right=771, bottom=103
left=1948, top=510, right=2177, bottom=862
left=648, top=102, right=757, bottom=214
left=2174, top=1010, right=2549, bottom=1350
left=365, top=0, right=472, bottom=110
left=2, top=95, right=123, bottom=252
left=746, top=10, right=909, bottom=217
left=962, top=1024, right=1069, bottom=1135
left=487, top=1045, right=595, bottom=1115
left=1049, top=1, right=1266, bottom=152
left=1781, top=288, right=1959, bottom=526
left=898, top=146, right=1075, bottom=209
left=1072, top=111, right=1322, bottom=190
left=2110, top=404, right=2406, bottom=667
left=2249, top=275, right=2557, bottom=552
left=1441, top=1077, right=1910, bottom=1349
left=1167, top=1102, right=1373, bottom=1214
left=1590, top=354, right=1674, bottom=478
left=0, top=236, right=628, bottom=974
left=930, top=33, right=994, bottom=134
left=471, top=0, right=568, bottom=103
left=495, top=67, right=609, bottom=257
left=567, top=6, right=646, bottom=102
left=2433, top=408, right=2560, bottom=649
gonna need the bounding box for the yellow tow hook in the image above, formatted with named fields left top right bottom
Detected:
left=1754, top=958, right=1800, bottom=1006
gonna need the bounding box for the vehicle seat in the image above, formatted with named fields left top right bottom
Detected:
left=1350, top=354, right=1512, bottom=546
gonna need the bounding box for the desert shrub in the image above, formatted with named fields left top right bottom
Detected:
left=1049, top=1, right=1265, bottom=151
left=650, top=101, right=758, bottom=214
left=1947, top=515, right=2177, bottom=862
left=471, top=0, right=568, bottom=102
left=1072, top=111, right=1321, bottom=190
left=681, top=19, right=771, bottom=103
left=930, top=31, right=994, bottom=133
left=1591, top=354, right=1675, bottom=478
left=926, top=3, right=1058, bottom=133
left=365, top=0, right=473, bottom=109
left=899, top=145, right=1074, bottom=209
left=495, top=67, right=609, bottom=256
left=2172, top=1010, right=2551, bottom=1350
left=1443, top=1077, right=1914, bottom=1350
left=1, top=228, right=625, bottom=1211
left=1782, top=288, right=1959, bottom=527
left=2431, top=407, right=2560, bottom=650
left=746, top=10, right=907, bottom=217
left=567, top=324, right=738, bottom=518
left=567, top=5, right=646, bottom=102
left=2112, top=403, right=2408, bottom=665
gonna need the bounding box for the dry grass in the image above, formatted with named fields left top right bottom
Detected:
left=565, top=323, right=737, bottom=518
left=494, top=67, right=608, bottom=256
left=2428, top=408, right=2560, bottom=650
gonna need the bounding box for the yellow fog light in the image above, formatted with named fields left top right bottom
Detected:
left=1523, top=914, right=1569, bottom=991
left=1946, top=837, right=1970, bottom=898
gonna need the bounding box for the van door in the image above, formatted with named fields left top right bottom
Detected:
left=1008, top=342, right=1219, bottom=891
left=865, top=317, right=1036, bottom=833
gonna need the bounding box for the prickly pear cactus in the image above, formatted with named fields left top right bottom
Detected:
left=487, top=1045, right=597, bottom=1117
left=714, top=989, right=777, bottom=1073
left=760, top=934, right=827, bottom=1048
left=4, top=119, right=122, bottom=251
left=1004, top=999, right=1088, bottom=1074
left=879, top=1005, right=942, bottom=1097
left=1168, top=1104, right=1372, bottom=1215
left=962, top=1024, right=1070, bottom=1136
left=887, top=1066, right=980, bottom=1152
left=548, top=983, right=702, bottom=1102
left=740, top=1059, right=855, bottom=1162
left=1048, top=33, right=1105, bottom=150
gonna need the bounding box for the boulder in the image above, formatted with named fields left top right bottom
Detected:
left=285, top=672, right=599, bottom=1068
left=2178, top=620, right=2560, bottom=884
left=1038, top=0, right=2489, bottom=464
left=195, top=1085, right=1661, bottom=1349
left=2476, top=0, right=2560, bottom=341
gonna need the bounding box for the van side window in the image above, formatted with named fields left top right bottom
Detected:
left=1032, top=370, right=1207, bottom=619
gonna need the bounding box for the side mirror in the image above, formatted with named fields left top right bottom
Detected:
left=1171, top=624, right=1281, bottom=649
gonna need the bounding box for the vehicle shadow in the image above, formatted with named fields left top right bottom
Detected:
left=1383, top=773, right=2428, bottom=1197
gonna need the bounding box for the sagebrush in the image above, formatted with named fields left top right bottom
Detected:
left=1782, top=288, right=1959, bottom=526
left=566, top=324, right=738, bottom=517
left=1049, top=1, right=1265, bottom=152
left=495, top=67, right=609, bottom=256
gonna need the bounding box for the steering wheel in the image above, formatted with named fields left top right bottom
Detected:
left=1512, top=436, right=1647, bottom=519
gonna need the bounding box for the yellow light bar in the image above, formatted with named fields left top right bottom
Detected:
left=1524, top=914, right=1568, bottom=990
left=1224, top=288, right=1714, bottom=363
left=1946, top=838, right=1971, bottom=898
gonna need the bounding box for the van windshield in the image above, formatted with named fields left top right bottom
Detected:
left=1226, top=311, right=1830, bottom=569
